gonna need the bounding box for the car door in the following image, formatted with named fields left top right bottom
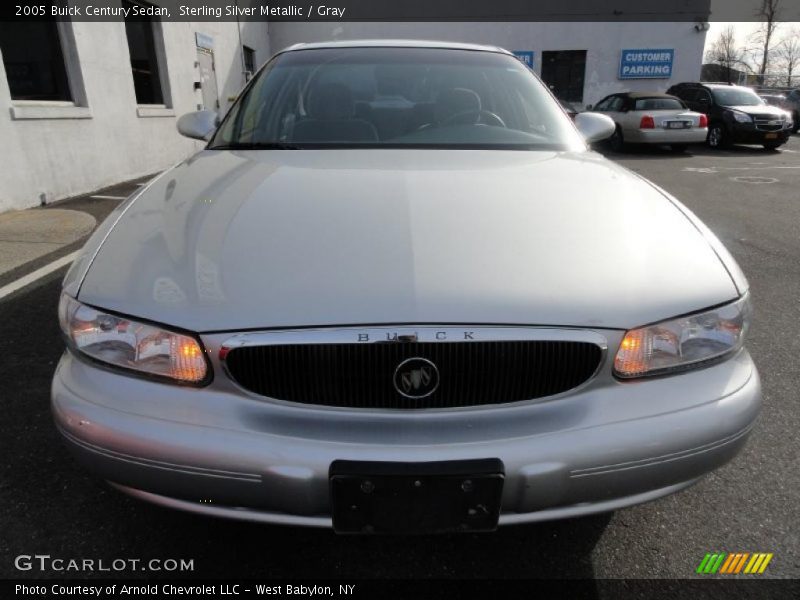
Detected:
left=695, top=88, right=714, bottom=118
left=603, top=95, right=626, bottom=130
left=673, top=87, right=699, bottom=111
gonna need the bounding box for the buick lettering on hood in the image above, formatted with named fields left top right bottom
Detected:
left=52, top=41, right=760, bottom=534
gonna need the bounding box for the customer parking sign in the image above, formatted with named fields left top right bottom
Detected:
left=619, top=49, right=674, bottom=79
left=513, top=51, right=535, bottom=67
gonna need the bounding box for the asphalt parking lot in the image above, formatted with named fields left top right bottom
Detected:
left=1, top=136, right=798, bottom=582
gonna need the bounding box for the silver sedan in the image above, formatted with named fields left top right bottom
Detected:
left=52, top=41, right=760, bottom=534
left=592, top=92, right=708, bottom=152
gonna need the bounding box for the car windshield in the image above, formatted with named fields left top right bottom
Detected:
left=711, top=88, right=764, bottom=107
left=209, top=47, right=582, bottom=150
left=633, top=97, right=684, bottom=110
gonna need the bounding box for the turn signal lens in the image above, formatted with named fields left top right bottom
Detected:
left=172, top=338, right=207, bottom=382
left=614, top=295, right=751, bottom=378
left=639, top=115, right=655, bottom=129
left=58, top=293, right=209, bottom=384
left=699, top=113, right=708, bottom=128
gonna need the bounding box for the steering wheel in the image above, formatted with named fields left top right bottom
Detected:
left=440, top=109, right=507, bottom=128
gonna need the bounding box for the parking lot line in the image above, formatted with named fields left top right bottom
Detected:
left=0, top=250, right=77, bottom=301
left=89, top=195, right=128, bottom=200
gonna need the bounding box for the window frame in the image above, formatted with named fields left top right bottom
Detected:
left=606, top=95, right=624, bottom=112
left=632, top=97, right=686, bottom=111
left=209, top=47, right=584, bottom=151
left=243, top=45, right=256, bottom=81
left=696, top=88, right=713, bottom=104
left=123, top=0, right=173, bottom=116
left=0, top=13, right=91, bottom=120
left=593, top=95, right=613, bottom=111
left=671, top=87, right=696, bottom=102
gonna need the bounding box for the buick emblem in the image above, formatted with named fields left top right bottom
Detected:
left=393, top=357, right=439, bottom=399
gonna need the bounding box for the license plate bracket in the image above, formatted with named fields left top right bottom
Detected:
left=764, top=132, right=778, bottom=139
left=667, top=121, right=690, bottom=129
left=330, top=459, right=504, bottom=534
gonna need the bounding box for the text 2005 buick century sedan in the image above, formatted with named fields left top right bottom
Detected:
left=53, top=41, right=760, bottom=534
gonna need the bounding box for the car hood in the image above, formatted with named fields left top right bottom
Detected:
left=75, top=150, right=739, bottom=332
left=728, top=104, right=787, bottom=116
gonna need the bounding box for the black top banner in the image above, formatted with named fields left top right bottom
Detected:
left=4, top=0, right=800, bottom=22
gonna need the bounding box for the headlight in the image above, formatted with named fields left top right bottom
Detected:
left=614, top=295, right=751, bottom=379
left=58, top=293, right=209, bottom=384
left=732, top=111, right=752, bottom=123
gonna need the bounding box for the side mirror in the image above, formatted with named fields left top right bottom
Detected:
left=585, top=104, right=593, bottom=111
left=574, top=112, right=616, bottom=143
left=177, top=110, right=218, bottom=140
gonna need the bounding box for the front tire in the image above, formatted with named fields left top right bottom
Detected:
left=707, top=124, right=727, bottom=149
left=792, top=112, right=799, bottom=134
left=608, top=127, right=625, bottom=152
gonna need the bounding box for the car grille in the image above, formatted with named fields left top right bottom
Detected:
left=753, top=114, right=784, bottom=131
left=224, top=340, right=603, bottom=409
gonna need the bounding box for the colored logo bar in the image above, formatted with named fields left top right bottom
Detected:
left=696, top=552, right=773, bottom=574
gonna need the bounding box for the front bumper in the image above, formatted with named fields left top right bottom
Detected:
left=52, top=347, right=761, bottom=527
left=624, top=127, right=708, bottom=145
left=728, top=123, right=791, bottom=144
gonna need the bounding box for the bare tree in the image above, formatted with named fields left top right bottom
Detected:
left=705, top=26, right=749, bottom=83
left=752, top=0, right=782, bottom=84
left=774, top=29, right=800, bottom=87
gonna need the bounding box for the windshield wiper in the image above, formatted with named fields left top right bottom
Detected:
left=208, top=142, right=302, bottom=150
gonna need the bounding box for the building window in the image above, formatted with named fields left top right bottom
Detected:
left=243, top=46, right=256, bottom=78
left=541, top=50, right=587, bottom=103
left=123, top=0, right=164, bottom=105
left=0, top=16, right=71, bottom=101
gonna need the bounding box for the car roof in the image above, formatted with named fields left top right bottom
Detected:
left=670, top=82, right=746, bottom=89
left=620, top=92, right=681, bottom=99
left=280, top=39, right=512, bottom=55
left=703, top=83, right=751, bottom=90
left=701, top=83, right=761, bottom=91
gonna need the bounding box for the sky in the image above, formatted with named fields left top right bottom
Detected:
left=705, top=21, right=800, bottom=67
left=706, top=0, right=799, bottom=51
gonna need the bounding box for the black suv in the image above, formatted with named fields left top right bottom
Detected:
left=667, top=82, right=792, bottom=149
left=783, top=89, right=800, bottom=134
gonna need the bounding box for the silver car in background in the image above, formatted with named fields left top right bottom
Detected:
left=591, top=92, right=708, bottom=152
left=52, top=41, right=760, bottom=534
